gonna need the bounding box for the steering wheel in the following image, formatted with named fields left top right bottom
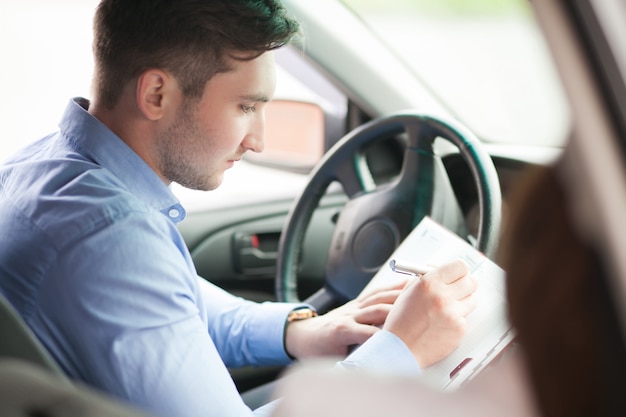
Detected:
left=275, top=112, right=501, bottom=310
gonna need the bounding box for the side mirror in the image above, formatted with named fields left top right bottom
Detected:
left=244, top=99, right=326, bottom=173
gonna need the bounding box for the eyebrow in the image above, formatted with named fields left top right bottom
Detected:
left=238, top=94, right=272, bottom=103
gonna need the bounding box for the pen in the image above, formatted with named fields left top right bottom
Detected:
left=389, top=259, right=434, bottom=277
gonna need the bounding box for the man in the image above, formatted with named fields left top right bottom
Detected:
left=0, top=1, right=477, bottom=416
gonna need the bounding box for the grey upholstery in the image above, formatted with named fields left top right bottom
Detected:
left=0, top=294, right=66, bottom=377
left=0, top=296, right=155, bottom=415
left=0, top=294, right=274, bottom=415
left=0, top=359, right=152, bottom=417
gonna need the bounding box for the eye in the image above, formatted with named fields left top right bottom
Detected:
left=241, top=104, right=256, bottom=114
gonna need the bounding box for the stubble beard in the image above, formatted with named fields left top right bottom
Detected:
left=156, top=102, right=222, bottom=191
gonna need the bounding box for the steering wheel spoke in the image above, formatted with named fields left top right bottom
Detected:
left=333, top=152, right=377, bottom=197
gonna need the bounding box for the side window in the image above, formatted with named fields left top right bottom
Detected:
left=1, top=4, right=347, bottom=177
left=1, top=1, right=98, bottom=159
left=245, top=46, right=348, bottom=173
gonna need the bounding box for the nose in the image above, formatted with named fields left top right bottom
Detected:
left=241, top=113, right=265, bottom=153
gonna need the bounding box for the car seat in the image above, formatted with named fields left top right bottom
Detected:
left=0, top=294, right=154, bottom=416
left=0, top=294, right=66, bottom=377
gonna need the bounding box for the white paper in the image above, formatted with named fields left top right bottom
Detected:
left=365, top=216, right=513, bottom=390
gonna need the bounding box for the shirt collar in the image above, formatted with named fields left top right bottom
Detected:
left=58, top=97, right=186, bottom=223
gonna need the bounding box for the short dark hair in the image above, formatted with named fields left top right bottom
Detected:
left=92, top=0, right=300, bottom=109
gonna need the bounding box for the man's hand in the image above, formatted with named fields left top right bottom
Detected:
left=383, top=259, right=478, bottom=368
left=284, top=279, right=409, bottom=359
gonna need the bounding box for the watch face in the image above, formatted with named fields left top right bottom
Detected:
left=288, top=308, right=317, bottom=322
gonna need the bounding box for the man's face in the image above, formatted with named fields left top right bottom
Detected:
left=155, top=51, right=276, bottom=191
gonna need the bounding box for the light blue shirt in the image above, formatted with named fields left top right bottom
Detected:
left=0, top=98, right=419, bottom=417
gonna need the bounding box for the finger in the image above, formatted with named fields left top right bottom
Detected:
left=338, top=322, right=380, bottom=347
left=456, top=293, right=478, bottom=317
left=357, top=278, right=409, bottom=301
left=426, top=259, right=469, bottom=285
left=447, top=274, right=478, bottom=300
left=358, top=289, right=404, bottom=308
left=352, top=303, right=393, bottom=326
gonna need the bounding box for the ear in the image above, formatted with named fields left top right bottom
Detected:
left=136, top=69, right=177, bottom=121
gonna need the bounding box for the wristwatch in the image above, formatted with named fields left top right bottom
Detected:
left=284, top=307, right=318, bottom=360
left=287, top=307, right=318, bottom=322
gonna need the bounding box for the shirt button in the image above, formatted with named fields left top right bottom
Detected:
left=168, top=208, right=180, bottom=218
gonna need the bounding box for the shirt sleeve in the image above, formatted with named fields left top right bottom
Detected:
left=335, top=330, right=422, bottom=376
left=36, top=210, right=279, bottom=417
left=197, top=279, right=307, bottom=367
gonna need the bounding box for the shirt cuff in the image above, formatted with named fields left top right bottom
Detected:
left=245, top=302, right=311, bottom=365
left=336, top=330, right=421, bottom=377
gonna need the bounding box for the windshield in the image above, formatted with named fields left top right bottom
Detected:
left=341, top=0, right=570, bottom=147
left=2, top=0, right=570, bottom=184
